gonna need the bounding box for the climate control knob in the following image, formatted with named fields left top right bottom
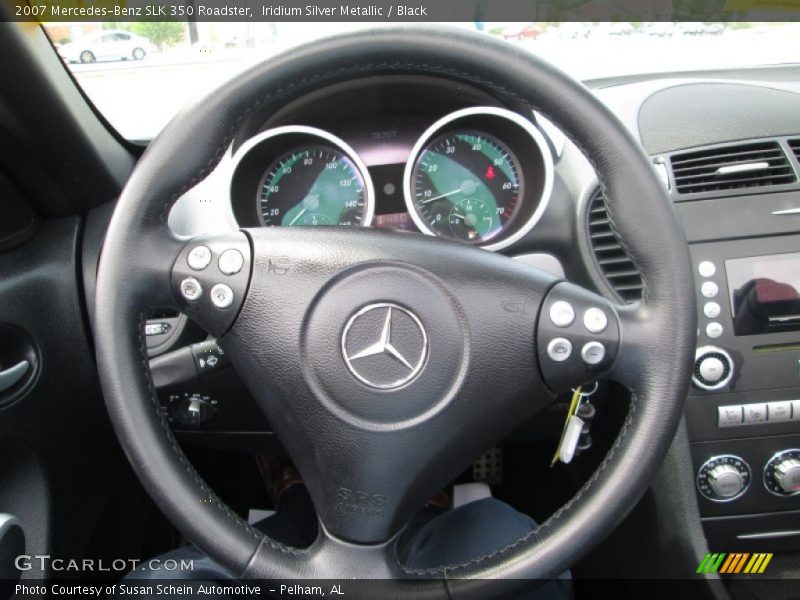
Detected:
left=692, top=346, right=733, bottom=391
left=764, top=450, right=800, bottom=496
left=697, top=455, right=750, bottom=502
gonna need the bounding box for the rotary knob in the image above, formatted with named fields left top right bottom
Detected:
left=697, top=455, right=750, bottom=502
left=708, top=465, right=745, bottom=498
left=692, top=346, right=733, bottom=391
left=764, top=450, right=800, bottom=497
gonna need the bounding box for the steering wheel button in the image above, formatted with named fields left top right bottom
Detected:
left=187, top=245, right=212, bottom=270
left=546, top=338, right=572, bottom=362
left=580, top=341, right=605, bottom=365
left=701, top=281, right=719, bottom=298
left=583, top=308, right=608, bottom=333
left=706, top=322, right=723, bottom=339
left=180, top=277, right=203, bottom=302
left=698, top=261, right=717, bottom=278
left=549, top=301, right=575, bottom=328
left=210, top=284, right=234, bottom=309
left=218, top=249, right=244, bottom=275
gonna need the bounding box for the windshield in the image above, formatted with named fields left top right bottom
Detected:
left=44, top=21, right=800, bottom=142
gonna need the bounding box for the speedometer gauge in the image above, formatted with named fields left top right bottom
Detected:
left=411, top=132, right=522, bottom=243
left=258, top=146, right=367, bottom=226
left=404, top=107, right=553, bottom=252
left=229, top=125, right=375, bottom=229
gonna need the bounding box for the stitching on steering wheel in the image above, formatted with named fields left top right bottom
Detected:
left=136, top=311, right=308, bottom=562
left=400, top=398, right=638, bottom=576
left=137, top=53, right=651, bottom=576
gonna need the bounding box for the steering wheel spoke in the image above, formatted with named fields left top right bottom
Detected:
left=169, top=233, right=252, bottom=337
left=535, top=281, right=621, bottom=394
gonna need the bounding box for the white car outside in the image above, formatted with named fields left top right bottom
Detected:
left=58, top=30, right=152, bottom=64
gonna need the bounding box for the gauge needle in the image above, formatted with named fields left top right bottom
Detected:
left=420, top=180, right=480, bottom=204
left=288, top=207, right=307, bottom=225
left=419, top=188, right=461, bottom=204
left=289, top=193, right=321, bottom=225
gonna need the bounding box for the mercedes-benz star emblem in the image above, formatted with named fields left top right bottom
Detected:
left=341, top=303, right=428, bottom=389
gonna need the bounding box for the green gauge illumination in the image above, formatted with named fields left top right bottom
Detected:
left=410, top=131, right=523, bottom=244
left=258, top=146, right=368, bottom=227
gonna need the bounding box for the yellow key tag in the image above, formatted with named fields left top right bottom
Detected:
left=551, top=386, right=583, bottom=466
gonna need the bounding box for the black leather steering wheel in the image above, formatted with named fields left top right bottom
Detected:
left=94, top=28, right=695, bottom=597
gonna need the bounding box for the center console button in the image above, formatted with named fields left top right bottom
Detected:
left=699, top=357, right=725, bottom=382
left=743, top=403, right=767, bottom=424
left=768, top=401, right=792, bottom=422
left=693, top=346, right=734, bottom=390
left=792, top=400, right=800, bottom=420
left=792, top=400, right=800, bottom=421
left=718, top=405, right=743, bottom=427
left=701, top=281, right=719, bottom=298
left=706, top=322, right=723, bottom=339
left=698, top=261, right=717, bottom=278
left=703, top=302, right=721, bottom=319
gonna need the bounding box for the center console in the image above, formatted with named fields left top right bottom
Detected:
left=682, top=227, right=800, bottom=552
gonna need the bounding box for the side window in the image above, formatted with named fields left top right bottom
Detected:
left=115, top=33, right=131, bottom=41
left=101, top=34, right=116, bottom=43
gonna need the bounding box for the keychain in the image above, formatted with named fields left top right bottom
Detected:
left=551, top=383, right=598, bottom=466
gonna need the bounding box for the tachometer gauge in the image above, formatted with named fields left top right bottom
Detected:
left=258, top=146, right=367, bottom=226
left=404, top=107, right=553, bottom=251
left=229, top=126, right=374, bottom=229
left=410, top=132, right=522, bottom=243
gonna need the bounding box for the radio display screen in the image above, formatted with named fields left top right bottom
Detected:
left=726, top=252, right=800, bottom=336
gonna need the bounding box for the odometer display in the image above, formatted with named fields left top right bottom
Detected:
left=410, top=131, right=523, bottom=244
left=258, top=146, right=368, bottom=227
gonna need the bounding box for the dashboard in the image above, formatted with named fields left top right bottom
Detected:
left=123, top=70, right=800, bottom=560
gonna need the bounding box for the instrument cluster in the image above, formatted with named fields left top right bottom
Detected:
left=230, top=107, right=554, bottom=251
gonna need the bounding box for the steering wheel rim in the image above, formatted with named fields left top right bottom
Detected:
left=94, top=27, right=695, bottom=596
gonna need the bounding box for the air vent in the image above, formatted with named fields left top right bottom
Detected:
left=670, top=140, right=795, bottom=194
left=789, top=138, right=800, bottom=161
left=587, top=190, right=643, bottom=303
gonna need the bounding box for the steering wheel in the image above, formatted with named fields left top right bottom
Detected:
left=94, top=28, right=695, bottom=597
